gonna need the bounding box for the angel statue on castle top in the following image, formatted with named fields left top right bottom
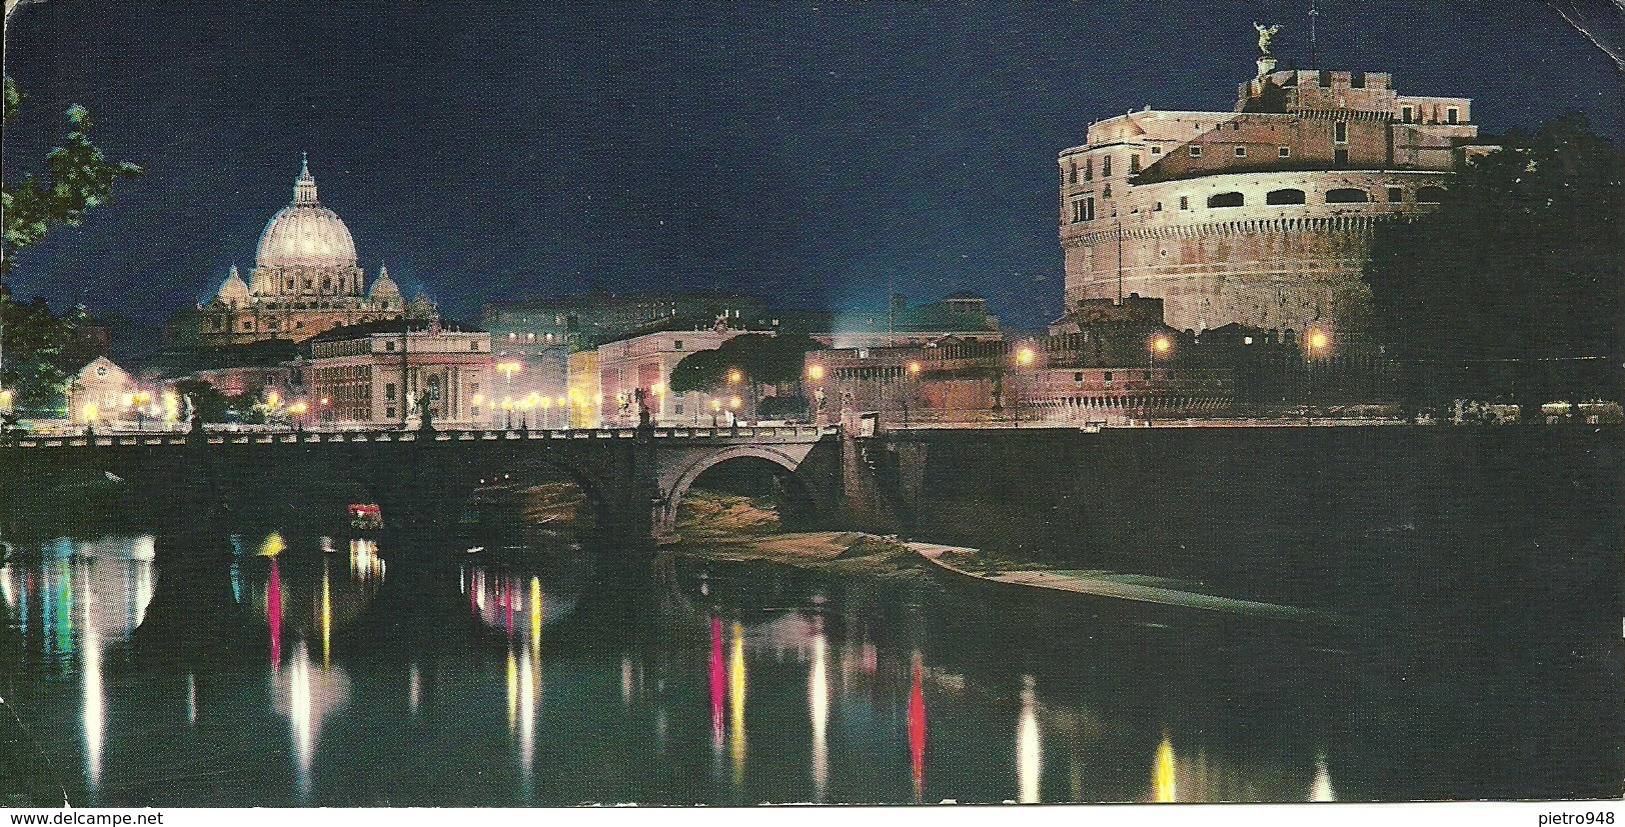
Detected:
left=1254, top=21, right=1282, bottom=55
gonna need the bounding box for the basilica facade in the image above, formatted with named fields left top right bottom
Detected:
left=196, top=157, right=434, bottom=346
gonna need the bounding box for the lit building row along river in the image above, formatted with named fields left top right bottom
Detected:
left=0, top=530, right=1384, bottom=805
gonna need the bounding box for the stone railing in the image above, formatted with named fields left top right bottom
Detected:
left=5, top=424, right=839, bottom=449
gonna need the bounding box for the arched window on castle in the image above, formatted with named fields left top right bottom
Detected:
left=1207, top=192, right=1245, bottom=208
left=1266, top=188, right=1307, bottom=205
left=1416, top=186, right=1446, bottom=203
left=1326, top=188, right=1370, bottom=203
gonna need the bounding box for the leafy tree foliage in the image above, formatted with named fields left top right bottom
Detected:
left=2, top=76, right=143, bottom=278
left=1364, top=114, right=1622, bottom=414
left=668, top=333, right=819, bottom=394
left=0, top=292, right=77, bottom=410
left=173, top=379, right=230, bottom=423
left=2, top=77, right=142, bottom=415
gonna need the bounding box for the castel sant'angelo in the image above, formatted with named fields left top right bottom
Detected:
left=1058, top=25, right=1488, bottom=336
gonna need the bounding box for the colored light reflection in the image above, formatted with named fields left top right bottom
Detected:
left=1017, top=675, right=1041, bottom=804
left=1153, top=733, right=1177, bottom=803
left=267, top=557, right=283, bottom=670
left=729, top=621, right=747, bottom=791
left=530, top=577, right=543, bottom=654
left=709, top=615, right=726, bottom=748
left=260, top=532, right=285, bottom=557
left=908, top=652, right=927, bottom=803
left=320, top=561, right=332, bottom=667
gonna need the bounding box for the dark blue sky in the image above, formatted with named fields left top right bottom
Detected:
left=4, top=0, right=1621, bottom=330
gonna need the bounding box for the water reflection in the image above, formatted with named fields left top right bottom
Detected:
left=1017, top=675, right=1041, bottom=804
left=1152, top=732, right=1177, bottom=802
left=1, top=531, right=1582, bottom=805
left=273, top=639, right=350, bottom=802
left=808, top=618, right=830, bottom=802
left=0, top=536, right=159, bottom=803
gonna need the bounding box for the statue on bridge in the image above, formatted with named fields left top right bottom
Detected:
left=416, top=390, right=436, bottom=433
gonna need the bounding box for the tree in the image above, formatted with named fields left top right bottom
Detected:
left=173, top=379, right=230, bottom=423
left=1, top=76, right=142, bottom=417
left=2, top=76, right=143, bottom=279
left=1364, top=114, right=1622, bottom=418
left=668, top=334, right=819, bottom=394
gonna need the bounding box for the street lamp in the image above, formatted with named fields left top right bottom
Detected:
left=501, top=396, right=514, bottom=430
left=132, top=390, right=151, bottom=431
left=496, top=361, right=523, bottom=428
left=1305, top=329, right=1331, bottom=412
left=289, top=399, right=309, bottom=434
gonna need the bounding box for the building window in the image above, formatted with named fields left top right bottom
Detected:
left=674, top=403, right=684, bottom=415
left=1416, top=186, right=1446, bottom=203
left=386, top=383, right=396, bottom=400
left=1334, top=121, right=1348, bottom=143
left=304, top=279, right=313, bottom=289
left=1189, top=145, right=1202, bottom=158
left=1207, top=191, right=1245, bottom=208
left=1101, top=155, right=1112, bottom=177
left=471, top=340, right=480, bottom=351
left=1102, top=184, right=1111, bottom=199
left=1150, top=145, right=1161, bottom=154
left=1103, top=371, right=1113, bottom=382
left=1129, top=154, right=1141, bottom=173
left=1326, top=188, right=1370, bottom=203
left=1073, top=372, right=1083, bottom=382
left=1266, top=188, right=1306, bottom=205
left=1234, top=146, right=1247, bottom=157
left=386, top=408, right=396, bottom=419
left=1446, top=107, right=1459, bottom=124
left=1084, top=158, right=1093, bottom=181
left=1153, top=201, right=1162, bottom=211
left=1070, top=199, right=1087, bottom=223
left=1387, top=187, right=1404, bottom=203
left=386, top=340, right=396, bottom=351
left=1179, top=196, right=1189, bottom=210
left=1334, top=149, right=1349, bottom=166
left=1279, top=146, right=1291, bottom=158
left=1401, top=105, right=1414, bottom=123
left=1067, top=164, right=1078, bottom=185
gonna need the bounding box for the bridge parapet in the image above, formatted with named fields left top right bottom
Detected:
left=8, top=424, right=838, bottom=450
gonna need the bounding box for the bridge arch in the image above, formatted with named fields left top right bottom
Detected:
left=656, top=444, right=820, bottom=541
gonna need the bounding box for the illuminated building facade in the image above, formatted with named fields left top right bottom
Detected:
left=1059, top=57, right=1484, bottom=335
left=304, top=320, right=492, bottom=428
left=196, top=157, right=435, bottom=346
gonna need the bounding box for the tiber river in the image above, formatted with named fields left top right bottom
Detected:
left=1, top=513, right=1617, bottom=806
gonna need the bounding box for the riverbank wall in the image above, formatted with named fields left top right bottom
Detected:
left=849, top=425, right=1619, bottom=627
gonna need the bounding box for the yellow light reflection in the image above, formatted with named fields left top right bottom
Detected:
left=1153, top=733, right=1177, bottom=803
left=259, top=532, right=285, bottom=557
left=506, top=647, right=518, bottom=732
left=320, top=562, right=332, bottom=668
left=1017, top=675, right=1041, bottom=803
left=730, top=621, right=747, bottom=790
left=530, top=577, right=543, bottom=653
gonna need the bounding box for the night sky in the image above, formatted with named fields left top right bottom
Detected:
left=3, top=0, right=1621, bottom=332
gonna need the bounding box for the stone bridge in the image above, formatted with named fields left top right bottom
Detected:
left=1, top=424, right=841, bottom=546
